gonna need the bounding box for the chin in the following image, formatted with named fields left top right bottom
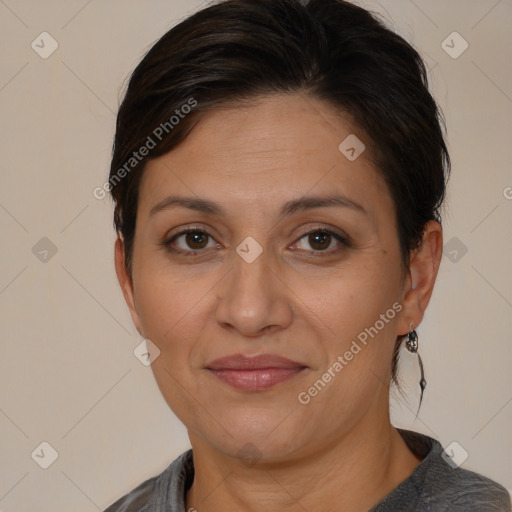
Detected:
left=214, top=411, right=312, bottom=461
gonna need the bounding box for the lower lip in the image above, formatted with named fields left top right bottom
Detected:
left=208, top=367, right=305, bottom=390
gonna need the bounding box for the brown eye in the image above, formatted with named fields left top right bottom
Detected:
left=165, top=229, right=218, bottom=255
left=294, top=229, right=349, bottom=256
left=308, top=231, right=332, bottom=251
left=184, top=231, right=209, bottom=249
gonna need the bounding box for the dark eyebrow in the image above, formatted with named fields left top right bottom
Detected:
left=280, top=195, right=367, bottom=217
left=150, top=196, right=222, bottom=217
left=149, top=194, right=367, bottom=218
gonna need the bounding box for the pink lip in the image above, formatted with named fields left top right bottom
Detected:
left=206, top=354, right=307, bottom=391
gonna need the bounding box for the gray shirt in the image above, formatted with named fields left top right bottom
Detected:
left=104, top=429, right=511, bottom=511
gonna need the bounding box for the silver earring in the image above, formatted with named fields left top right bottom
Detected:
left=405, top=325, right=426, bottom=411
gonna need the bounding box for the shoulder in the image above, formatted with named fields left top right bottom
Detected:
left=102, top=449, right=194, bottom=512
left=406, top=430, right=510, bottom=511
left=373, top=430, right=511, bottom=512
left=103, top=475, right=156, bottom=512
left=419, top=451, right=510, bottom=511
left=443, top=469, right=510, bottom=511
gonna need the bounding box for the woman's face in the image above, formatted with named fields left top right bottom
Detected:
left=119, top=93, right=413, bottom=462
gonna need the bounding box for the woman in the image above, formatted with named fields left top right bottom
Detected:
left=104, top=0, right=510, bottom=510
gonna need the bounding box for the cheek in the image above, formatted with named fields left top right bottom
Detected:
left=133, top=268, right=211, bottom=423
left=297, top=255, right=403, bottom=403
left=134, top=255, right=207, bottom=338
left=132, top=261, right=219, bottom=386
left=300, top=258, right=401, bottom=342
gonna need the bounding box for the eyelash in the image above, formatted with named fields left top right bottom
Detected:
left=162, top=226, right=350, bottom=258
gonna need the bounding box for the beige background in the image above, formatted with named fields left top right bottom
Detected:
left=0, top=0, right=511, bottom=510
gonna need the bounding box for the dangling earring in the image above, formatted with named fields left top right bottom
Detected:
left=405, top=324, right=426, bottom=411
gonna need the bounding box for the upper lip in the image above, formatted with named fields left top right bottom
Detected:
left=206, top=354, right=306, bottom=370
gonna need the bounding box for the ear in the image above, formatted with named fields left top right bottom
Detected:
left=114, top=236, right=143, bottom=335
left=397, top=220, right=443, bottom=335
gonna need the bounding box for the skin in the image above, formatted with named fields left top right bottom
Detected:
left=115, top=93, right=443, bottom=511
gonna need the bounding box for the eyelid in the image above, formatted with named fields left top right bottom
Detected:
left=164, top=223, right=221, bottom=243
left=290, top=226, right=350, bottom=254
left=163, top=225, right=220, bottom=254
left=294, top=224, right=349, bottom=242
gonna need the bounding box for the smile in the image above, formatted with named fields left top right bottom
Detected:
left=205, top=353, right=307, bottom=391
left=207, top=367, right=306, bottom=390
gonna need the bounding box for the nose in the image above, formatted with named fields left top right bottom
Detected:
left=214, top=247, right=294, bottom=338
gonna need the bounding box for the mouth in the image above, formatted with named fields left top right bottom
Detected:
left=205, top=354, right=307, bottom=391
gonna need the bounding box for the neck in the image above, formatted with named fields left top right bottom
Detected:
left=185, top=412, right=421, bottom=512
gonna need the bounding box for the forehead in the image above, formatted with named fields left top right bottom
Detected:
left=138, top=93, right=390, bottom=219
